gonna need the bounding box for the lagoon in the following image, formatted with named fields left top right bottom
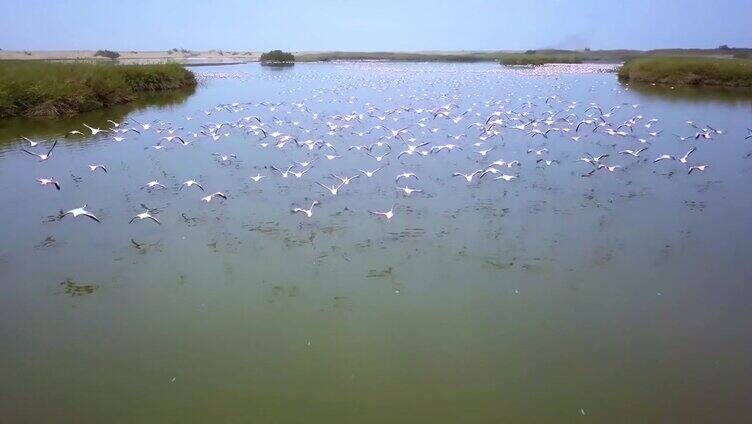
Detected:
left=1, top=62, right=751, bottom=422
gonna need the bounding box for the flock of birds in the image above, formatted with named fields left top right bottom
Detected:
left=14, top=67, right=743, bottom=234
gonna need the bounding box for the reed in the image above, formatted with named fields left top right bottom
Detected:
left=0, top=61, right=196, bottom=118
left=498, top=54, right=582, bottom=66
left=295, top=51, right=502, bottom=62
left=618, top=57, right=752, bottom=87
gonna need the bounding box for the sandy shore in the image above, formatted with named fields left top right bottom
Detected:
left=0, top=50, right=511, bottom=64
left=0, top=50, right=261, bottom=64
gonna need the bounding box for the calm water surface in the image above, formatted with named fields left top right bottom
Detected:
left=1, top=62, right=751, bottom=422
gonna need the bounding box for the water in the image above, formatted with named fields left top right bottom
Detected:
left=1, top=62, right=751, bottom=422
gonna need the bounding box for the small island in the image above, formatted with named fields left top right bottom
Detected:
left=93, top=49, right=121, bottom=60
left=498, top=52, right=582, bottom=66
left=259, top=50, right=295, bottom=66
left=0, top=61, right=196, bottom=118
left=618, top=56, right=752, bottom=87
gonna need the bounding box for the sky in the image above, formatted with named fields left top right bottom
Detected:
left=2, top=0, right=751, bottom=52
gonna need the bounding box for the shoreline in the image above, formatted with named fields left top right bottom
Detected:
left=3, top=48, right=751, bottom=65
left=0, top=50, right=261, bottom=65
left=618, top=57, right=752, bottom=88
left=0, top=62, right=197, bottom=119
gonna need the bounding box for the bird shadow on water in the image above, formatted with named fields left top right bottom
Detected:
left=263, top=281, right=300, bottom=304
left=34, top=236, right=61, bottom=250
left=366, top=265, right=404, bottom=293
left=130, top=238, right=162, bottom=254
left=58, top=278, right=98, bottom=297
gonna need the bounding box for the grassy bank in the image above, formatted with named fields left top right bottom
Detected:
left=295, top=51, right=504, bottom=62
left=0, top=61, right=196, bottom=118
left=295, top=48, right=752, bottom=64
left=618, top=57, right=752, bottom=87
left=499, top=54, right=582, bottom=66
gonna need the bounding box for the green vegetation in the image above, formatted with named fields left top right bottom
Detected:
left=499, top=53, right=582, bottom=66
left=618, top=57, right=752, bottom=87
left=260, top=50, right=295, bottom=63
left=94, top=50, right=120, bottom=60
left=295, top=51, right=501, bottom=62
left=0, top=61, right=196, bottom=118
left=295, top=48, right=752, bottom=64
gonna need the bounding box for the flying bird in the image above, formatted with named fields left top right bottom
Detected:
left=21, top=141, right=57, bottom=162
left=369, top=205, right=395, bottom=220
left=37, top=178, right=60, bottom=190
left=129, top=211, right=161, bottom=225
left=292, top=201, right=319, bottom=217
left=61, top=205, right=100, bottom=222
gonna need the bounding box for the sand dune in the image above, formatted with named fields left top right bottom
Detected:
left=0, top=50, right=261, bottom=65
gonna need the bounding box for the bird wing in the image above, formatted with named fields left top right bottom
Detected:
left=21, top=149, right=41, bottom=158
left=84, top=212, right=101, bottom=222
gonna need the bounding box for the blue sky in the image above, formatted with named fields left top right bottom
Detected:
left=2, top=0, right=751, bottom=51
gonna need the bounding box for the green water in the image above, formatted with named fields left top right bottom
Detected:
left=1, top=63, right=751, bottom=422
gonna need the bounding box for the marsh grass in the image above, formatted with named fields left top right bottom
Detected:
left=618, top=57, right=752, bottom=87
left=0, top=61, right=196, bottom=118
left=498, top=54, right=583, bottom=66
left=293, top=49, right=752, bottom=64
left=295, top=52, right=503, bottom=62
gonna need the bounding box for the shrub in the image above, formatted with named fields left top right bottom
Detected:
left=94, top=50, right=120, bottom=60
left=260, top=50, right=295, bottom=62
left=499, top=54, right=582, bottom=66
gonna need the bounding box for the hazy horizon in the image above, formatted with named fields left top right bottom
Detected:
left=2, top=0, right=751, bottom=52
